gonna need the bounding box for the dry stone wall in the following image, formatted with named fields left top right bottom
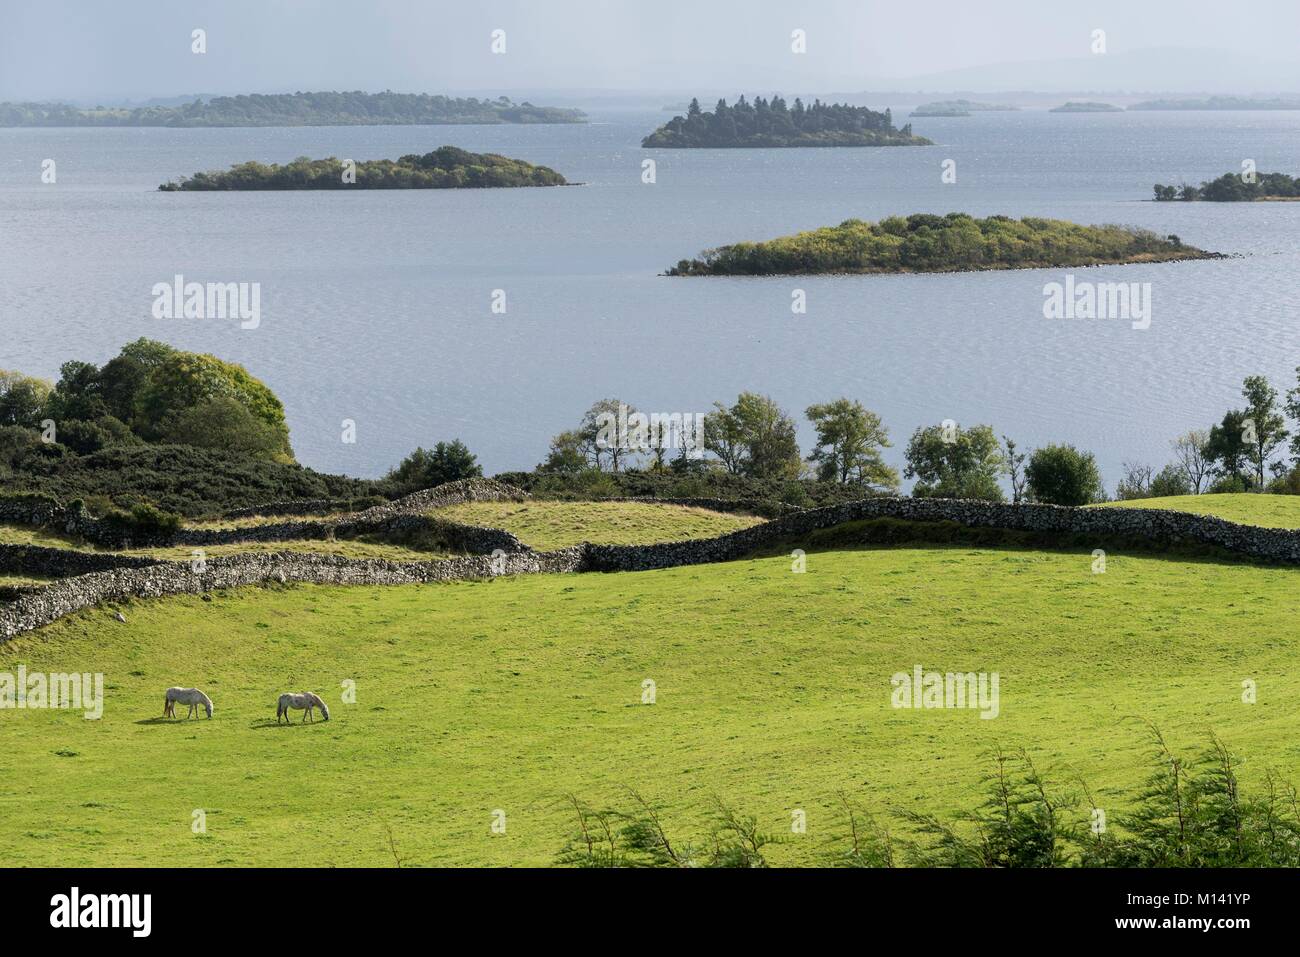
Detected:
left=5, top=492, right=1300, bottom=642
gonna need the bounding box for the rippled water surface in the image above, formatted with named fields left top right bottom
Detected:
left=1, top=108, right=1297, bottom=482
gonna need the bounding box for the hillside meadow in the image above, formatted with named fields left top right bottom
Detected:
left=2, top=536, right=1296, bottom=867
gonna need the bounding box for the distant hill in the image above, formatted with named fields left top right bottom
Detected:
left=1129, top=95, right=1300, bottom=111
left=0, top=91, right=586, bottom=127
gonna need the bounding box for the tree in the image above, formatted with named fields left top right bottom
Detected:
left=1170, top=430, right=1211, bottom=494
left=1284, top=366, right=1300, bottom=464
left=703, top=402, right=746, bottom=474
left=161, top=396, right=287, bottom=461
left=805, top=399, right=897, bottom=489
left=1002, top=435, right=1027, bottom=503
left=45, top=360, right=108, bottom=423
left=97, top=338, right=176, bottom=424
left=1025, top=444, right=1104, bottom=506
left=386, top=440, right=482, bottom=490
left=1239, top=375, right=1288, bottom=486
left=579, top=398, right=639, bottom=473
left=1149, top=464, right=1192, bottom=497
left=1115, top=462, right=1154, bottom=500
left=732, top=392, right=801, bottom=481
left=134, top=350, right=292, bottom=457
left=0, top=370, right=52, bottom=428
left=1205, top=410, right=1252, bottom=485
left=539, top=429, right=587, bottom=473
left=904, top=422, right=1003, bottom=501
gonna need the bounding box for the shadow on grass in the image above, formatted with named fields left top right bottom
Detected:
left=134, top=716, right=212, bottom=725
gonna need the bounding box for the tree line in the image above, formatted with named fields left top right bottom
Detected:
left=1154, top=171, right=1300, bottom=201
left=531, top=368, right=1300, bottom=506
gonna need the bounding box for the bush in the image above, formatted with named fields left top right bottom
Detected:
left=1149, top=464, right=1192, bottom=498
left=1025, top=445, right=1104, bottom=506
left=385, top=440, right=483, bottom=495
left=56, top=415, right=139, bottom=455
left=160, top=396, right=288, bottom=462
left=96, top=502, right=182, bottom=543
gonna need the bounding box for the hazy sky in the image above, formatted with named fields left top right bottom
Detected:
left=4, top=0, right=1300, bottom=100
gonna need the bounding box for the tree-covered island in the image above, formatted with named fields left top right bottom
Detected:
left=1049, top=101, right=1123, bottom=113
left=158, top=147, right=569, bottom=190
left=641, top=96, right=931, bottom=147
left=910, top=99, right=1019, bottom=117
left=1154, top=171, right=1300, bottom=201
left=665, top=213, right=1218, bottom=276
left=0, top=91, right=585, bottom=127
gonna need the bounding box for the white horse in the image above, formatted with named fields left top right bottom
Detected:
left=277, top=691, right=330, bottom=724
left=164, top=687, right=213, bottom=719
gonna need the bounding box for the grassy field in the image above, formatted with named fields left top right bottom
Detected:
left=435, top=500, right=764, bottom=549
left=2, top=538, right=1296, bottom=867
left=1096, top=492, right=1300, bottom=529
left=0, top=523, right=449, bottom=563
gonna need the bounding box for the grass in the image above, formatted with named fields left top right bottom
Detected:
left=1, top=540, right=1297, bottom=867
left=1096, top=492, right=1300, bottom=529
left=0, top=523, right=449, bottom=563
left=434, top=500, right=764, bottom=550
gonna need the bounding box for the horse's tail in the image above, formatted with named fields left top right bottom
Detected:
left=163, top=694, right=169, bottom=716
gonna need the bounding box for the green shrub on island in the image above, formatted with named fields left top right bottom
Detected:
left=641, top=95, right=931, bottom=148
left=160, top=146, right=568, bottom=191
left=0, top=91, right=585, bottom=128
left=667, top=213, right=1212, bottom=276
left=1154, top=171, right=1300, bottom=201
left=1049, top=101, right=1123, bottom=113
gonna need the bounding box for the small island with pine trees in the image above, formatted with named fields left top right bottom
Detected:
left=910, top=99, right=1019, bottom=117
left=1154, top=171, right=1300, bottom=201
left=665, top=213, right=1217, bottom=276
left=641, top=96, right=931, bottom=148
left=158, top=146, right=569, bottom=191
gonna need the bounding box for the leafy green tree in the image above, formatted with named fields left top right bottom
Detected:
left=0, top=370, right=52, bottom=428
left=712, top=390, right=800, bottom=478
left=904, top=423, right=1003, bottom=500
left=578, top=398, right=638, bottom=473
left=1205, top=409, right=1252, bottom=485
left=45, top=360, right=108, bottom=423
left=386, top=440, right=482, bottom=491
left=1284, top=366, right=1300, bottom=464
left=803, top=399, right=897, bottom=489
left=160, top=396, right=288, bottom=461
left=1024, top=444, right=1104, bottom=506
left=539, top=429, right=588, bottom=473
left=1239, top=375, right=1288, bottom=486
left=134, top=351, right=291, bottom=456
left=1149, top=463, right=1192, bottom=497
left=703, top=402, right=747, bottom=474
left=97, top=338, right=176, bottom=424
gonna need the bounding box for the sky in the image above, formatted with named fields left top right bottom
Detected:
left=3, top=0, right=1300, bottom=101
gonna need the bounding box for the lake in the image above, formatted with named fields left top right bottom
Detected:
left=1, top=107, right=1297, bottom=486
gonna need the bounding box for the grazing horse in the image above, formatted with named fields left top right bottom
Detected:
left=164, top=687, right=213, bottom=719
left=277, top=691, right=330, bottom=724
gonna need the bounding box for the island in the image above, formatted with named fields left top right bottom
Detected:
left=1130, top=96, right=1300, bottom=111
left=665, top=213, right=1217, bottom=276
left=1154, top=171, right=1300, bottom=201
left=910, top=99, right=1019, bottom=117
left=0, top=91, right=586, bottom=127
left=158, top=147, right=569, bottom=191
left=1049, top=101, right=1123, bottom=113
left=641, top=96, right=931, bottom=148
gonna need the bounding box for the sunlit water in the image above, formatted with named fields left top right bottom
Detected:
left=1, top=108, right=1297, bottom=485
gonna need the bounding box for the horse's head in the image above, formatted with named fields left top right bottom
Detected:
left=317, top=697, right=330, bottom=721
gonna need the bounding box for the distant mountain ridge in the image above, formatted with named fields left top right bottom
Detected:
left=0, top=91, right=587, bottom=127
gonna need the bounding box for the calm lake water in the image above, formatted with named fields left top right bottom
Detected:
left=1, top=108, right=1298, bottom=485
